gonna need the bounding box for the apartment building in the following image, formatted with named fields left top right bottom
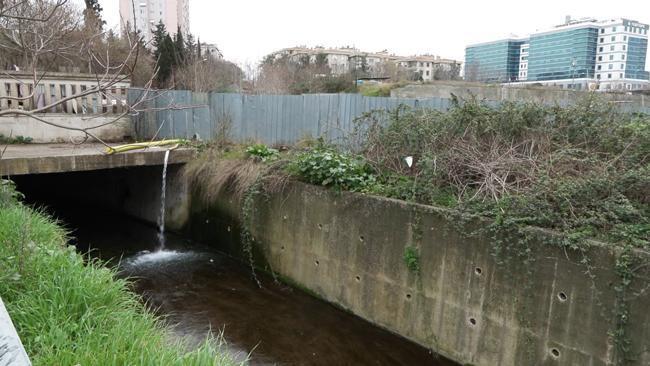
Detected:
left=269, top=47, right=462, bottom=81
left=119, top=0, right=190, bottom=44
left=465, top=17, right=649, bottom=91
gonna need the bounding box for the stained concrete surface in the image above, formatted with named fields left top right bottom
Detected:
left=0, top=143, right=194, bottom=176
left=186, top=180, right=650, bottom=366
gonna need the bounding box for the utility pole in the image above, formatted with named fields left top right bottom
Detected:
left=571, top=57, right=577, bottom=90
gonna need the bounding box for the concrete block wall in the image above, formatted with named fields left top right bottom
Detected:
left=186, top=181, right=650, bottom=366
left=0, top=115, right=133, bottom=143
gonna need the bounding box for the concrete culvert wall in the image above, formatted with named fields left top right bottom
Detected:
left=185, top=180, right=650, bottom=366
left=12, top=164, right=189, bottom=231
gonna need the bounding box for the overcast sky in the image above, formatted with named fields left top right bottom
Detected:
left=92, top=0, right=650, bottom=70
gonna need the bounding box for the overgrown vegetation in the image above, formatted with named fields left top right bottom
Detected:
left=350, top=97, right=649, bottom=250
left=0, top=180, right=242, bottom=365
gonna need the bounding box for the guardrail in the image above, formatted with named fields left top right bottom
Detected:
left=0, top=71, right=130, bottom=115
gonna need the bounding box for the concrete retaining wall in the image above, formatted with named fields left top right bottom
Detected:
left=0, top=115, right=133, bottom=143
left=393, top=82, right=649, bottom=109
left=186, top=180, right=650, bottom=366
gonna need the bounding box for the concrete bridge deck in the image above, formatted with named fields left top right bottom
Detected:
left=0, top=143, right=194, bottom=176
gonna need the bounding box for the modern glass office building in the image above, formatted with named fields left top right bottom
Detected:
left=465, top=17, right=650, bottom=90
left=465, top=39, right=524, bottom=83
left=626, top=37, right=649, bottom=80
left=527, top=26, right=599, bottom=81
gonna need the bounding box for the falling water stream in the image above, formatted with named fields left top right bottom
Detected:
left=157, top=149, right=170, bottom=249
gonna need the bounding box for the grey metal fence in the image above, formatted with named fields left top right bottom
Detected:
left=129, top=90, right=650, bottom=145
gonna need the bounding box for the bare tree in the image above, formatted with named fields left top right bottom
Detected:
left=175, top=57, right=244, bottom=93
left=0, top=0, right=163, bottom=148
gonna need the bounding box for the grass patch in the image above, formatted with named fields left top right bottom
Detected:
left=0, top=184, right=243, bottom=366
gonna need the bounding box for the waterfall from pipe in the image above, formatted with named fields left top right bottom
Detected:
left=157, top=150, right=170, bottom=249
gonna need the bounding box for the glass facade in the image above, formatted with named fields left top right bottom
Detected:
left=527, top=27, right=599, bottom=81
left=465, top=40, right=524, bottom=83
left=625, top=37, right=649, bottom=80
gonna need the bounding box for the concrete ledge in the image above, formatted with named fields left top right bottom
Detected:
left=0, top=144, right=194, bottom=176
left=0, top=115, right=133, bottom=143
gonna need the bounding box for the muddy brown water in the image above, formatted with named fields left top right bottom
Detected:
left=51, top=208, right=457, bottom=366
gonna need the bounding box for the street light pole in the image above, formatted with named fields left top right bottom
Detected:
left=571, top=57, right=577, bottom=90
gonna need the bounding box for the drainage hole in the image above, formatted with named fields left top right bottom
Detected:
left=355, top=275, right=361, bottom=282
left=550, top=348, right=560, bottom=359
left=406, top=293, right=412, bottom=300
left=475, top=267, right=482, bottom=275
left=558, top=292, right=568, bottom=302
left=226, top=226, right=231, bottom=232
left=469, top=318, right=477, bottom=326
left=315, top=260, right=319, bottom=266
left=318, top=224, right=323, bottom=230
left=281, top=246, right=285, bottom=251
left=359, top=235, right=365, bottom=242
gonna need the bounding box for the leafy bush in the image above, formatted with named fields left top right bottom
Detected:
left=288, top=148, right=377, bottom=191
left=245, top=144, right=279, bottom=162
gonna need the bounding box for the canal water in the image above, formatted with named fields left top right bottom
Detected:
left=33, top=202, right=454, bottom=366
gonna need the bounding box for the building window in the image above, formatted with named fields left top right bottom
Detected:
left=625, top=26, right=628, bottom=32
left=621, top=64, right=624, bottom=69
left=597, top=74, right=601, bottom=79
left=608, top=74, right=612, bottom=79
left=620, top=73, right=623, bottom=78
left=611, top=36, right=616, bottom=41
left=622, top=54, right=625, bottom=60
left=623, top=45, right=626, bottom=50
left=425, top=70, right=430, bottom=76
left=597, top=65, right=602, bottom=70
left=623, top=36, right=627, bottom=41
left=598, top=56, right=603, bottom=61
left=610, top=45, right=615, bottom=51
left=612, top=27, right=617, bottom=32
left=609, top=64, right=613, bottom=69
left=600, top=38, right=604, bottom=43
left=599, top=47, right=603, bottom=52
left=601, top=29, right=605, bottom=34
left=609, top=55, right=614, bottom=60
